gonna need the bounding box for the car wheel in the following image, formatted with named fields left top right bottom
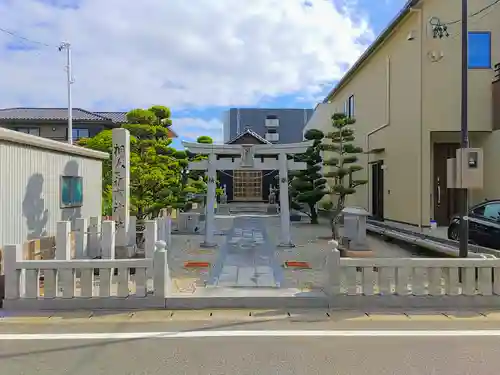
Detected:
left=448, top=224, right=460, bottom=241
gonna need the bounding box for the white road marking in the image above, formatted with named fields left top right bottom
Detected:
left=1, top=330, right=500, bottom=340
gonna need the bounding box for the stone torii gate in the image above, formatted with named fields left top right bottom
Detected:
left=182, top=141, right=313, bottom=248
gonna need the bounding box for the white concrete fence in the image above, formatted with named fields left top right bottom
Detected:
left=75, top=215, right=172, bottom=258
left=2, top=218, right=173, bottom=310
left=325, top=243, right=500, bottom=309
left=4, top=237, right=500, bottom=310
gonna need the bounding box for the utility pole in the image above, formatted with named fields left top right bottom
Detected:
left=58, top=42, right=74, bottom=144
left=459, top=0, right=469, bottom=257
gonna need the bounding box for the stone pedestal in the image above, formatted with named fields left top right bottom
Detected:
left=339, top=207, right=372, bottom=257
left=177, top=212, right=201, bottom=233
left=217, top=204, right=230, bottom=215
left=267, top=204, right=279, bottom=214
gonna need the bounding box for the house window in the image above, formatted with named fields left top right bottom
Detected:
left=347, top=95, right=355, bottom=118
left=72, top=128, right=90, bottom=140
left=60, top=176, right=83, bottom=208
left=17, top=127, right=40, bottom=136
left=468, top=32, right=491, bottom=69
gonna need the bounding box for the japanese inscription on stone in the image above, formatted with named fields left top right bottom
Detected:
left=112, top=128, right=130, bottom=247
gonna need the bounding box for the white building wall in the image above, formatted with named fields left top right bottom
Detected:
left=0, top=129, right=107, bottom=247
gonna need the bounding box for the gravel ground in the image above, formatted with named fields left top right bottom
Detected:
left=166, top=215, right=428, bottom=294
left=167, top=216, right=234, bottom=294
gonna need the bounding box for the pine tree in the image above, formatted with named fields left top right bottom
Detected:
left=289, top=129, right=326, bottom=224
left=322, top=113, right=367, bottom=238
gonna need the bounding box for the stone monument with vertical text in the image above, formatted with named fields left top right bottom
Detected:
left=112, top=128, right=130, bottom=250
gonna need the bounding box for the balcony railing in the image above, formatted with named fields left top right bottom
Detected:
left=494, top=63, right=500, bottom=83
left=265, top=118, right=279, bottom=128
left=265, top=132, right=279, bottom=142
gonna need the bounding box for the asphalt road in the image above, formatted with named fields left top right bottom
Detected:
left=1, top=316, right=500, bottom=375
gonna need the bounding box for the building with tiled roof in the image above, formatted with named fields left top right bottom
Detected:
left=0, top=107, right=177, bottom=142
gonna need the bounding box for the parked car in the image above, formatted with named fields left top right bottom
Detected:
left=448, top=199, right=500, bottom=249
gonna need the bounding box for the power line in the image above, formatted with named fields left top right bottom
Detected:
left=429, top=0, right=500, bottom=39
left=0, top=27, right=55, bottom=48
left=445, top=0, right=500, bottom=25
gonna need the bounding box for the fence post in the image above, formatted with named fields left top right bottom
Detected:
left=157, top=217, right=164, bottom=241
left=129, top=216, right=137, bottom=247
left=74, top=218, right=88, bottom=258
left=165, top=216, right=172, bottom=248
left=56, top=221, right=74, bottom=297
left=3, top=244, right=24, bottom=299
left=145, top=220, right=157, bottom=279
left=56, top=221, right=72, bottom=261
left=153, top=240, right=169, bottom=297
left=326, top=240, right=341, bottom=297
left=88, top=216, right=101, bottom=258
left=101, top=221, right=116, bottom=260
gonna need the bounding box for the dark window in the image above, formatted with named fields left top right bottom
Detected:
left=347, top=95, right=355, bottom=118
left=472, top=202, right=500, bottom=221
left=17, top=127, right=40, bottom=136
left=60, top=176, right=83, bottom=208
left=266, top=115, right=278, bottom=119
left=468, top=32, right=491, bottom=69
left=72, top=128, right=90, bottom=140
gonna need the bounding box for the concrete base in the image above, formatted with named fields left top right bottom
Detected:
left=277, top=242, right=296, bottom=248
left=339, top=248, right=374, bottom=257
left=216, top=204, right=230, bottom=215
left=8, top=294, right=500, bottom=311
left=267, top=205, right=279, bottom=214
left=200, top=241, right=218, bottom=248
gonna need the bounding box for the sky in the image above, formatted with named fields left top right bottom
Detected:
left=0, top=0, right=408, bottom=149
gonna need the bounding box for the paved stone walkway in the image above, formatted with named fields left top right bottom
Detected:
left=209, top=216, right=281, bottom=288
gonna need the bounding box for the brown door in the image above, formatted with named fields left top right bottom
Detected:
left=233, top=170, right=262, bottom=201
left=433, top=143, right=463, bottom=226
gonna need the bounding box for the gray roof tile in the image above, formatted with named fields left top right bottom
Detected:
left=0, top=108, right=113, bottom=121
left=93, top=111, right=128, bottom=123
left=0, top=107, right=179, bottom=137
left=227, top=128, right=271, bottom=144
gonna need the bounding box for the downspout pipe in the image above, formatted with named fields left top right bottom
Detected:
left=366, top=56, right=391, bottom=212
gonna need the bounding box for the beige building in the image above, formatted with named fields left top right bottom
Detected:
left=305, top=0, right=500, bottom=228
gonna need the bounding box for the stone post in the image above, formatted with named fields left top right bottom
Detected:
left=326, top=240, right=341, bottom=297
left=74, top=217, right=88, bottom=258
left=112, top=128, right=130, bottom=249
left=56, top=221, right=73, bottom=296
left=153, top=240, right=170, bottom=297
left=145, top=220, right=157, bottom=279
left=56, top=221, right=72, bottom=260
left=129, top=215, right=137, bottom=247
left=165, top=216, right=172, bottom=248
left=101, top=221, right=116, bottom=260
left=278, top=152, right=293, bottom=247
left=3, top=244, right=24, bottom=300
left=88, top=216, right=101, bottom=258
left=201, top=152, right=217, bottom=248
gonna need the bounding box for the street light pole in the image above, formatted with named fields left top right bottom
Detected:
left=58, top=42, right=74, bottom=144
left=459, top=0, right=469, bottom=257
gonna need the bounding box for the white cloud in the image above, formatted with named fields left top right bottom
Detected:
left=173, top=117, right=223, bottom=143
left=0, top=0, right=373, bottom=111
